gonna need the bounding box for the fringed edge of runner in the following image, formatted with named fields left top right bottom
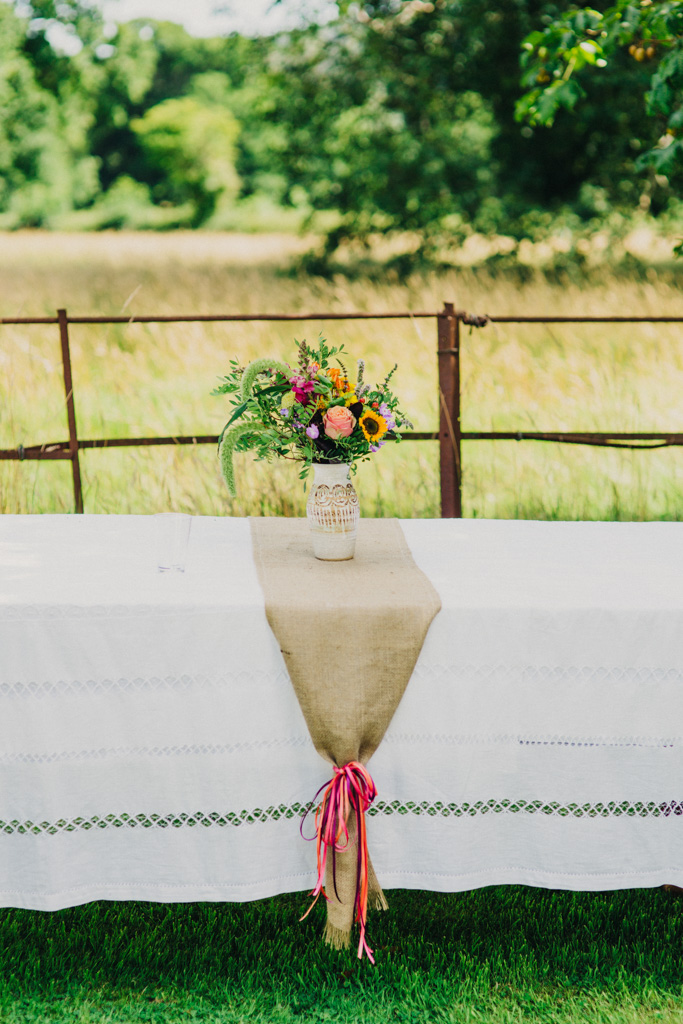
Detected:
left=321, top=882, right=389, bottom=951
left=323, top=921, right=352, bottom=950
left=370, top=889, right=389, bottom=912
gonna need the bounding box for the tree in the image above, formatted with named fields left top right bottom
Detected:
left=263, top=1, right=528, bottom=264
left=0, top=2, right=99, bottom=224
left=87, top=20, right=264, bottom=204
left=261, top=0, right=671, bottom=267
left=131, top=92, right=240, bottom=225
left=516, top=3, right=683, bottom=201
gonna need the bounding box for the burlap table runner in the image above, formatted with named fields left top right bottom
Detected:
left=250, top=516, right=441, bottom=949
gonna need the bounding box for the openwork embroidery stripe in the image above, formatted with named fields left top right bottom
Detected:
left=367, top=799, right=683, bottom=819
left=0, top=670, right=291, bottom=701
left=0, top=806, right=313, bottom=836
left=4, top=799, right=683, bottom=835
left=0, top=738, right=311, bottom=765
left=384, top=733, right=680, bottom=748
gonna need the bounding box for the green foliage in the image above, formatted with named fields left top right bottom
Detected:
left=84, top=176, right=192, bottom=230
left=518, top=2, right=683, bottom=191
left=0, top=2, right=98, bottom=226
left=262, top=2, right=502, bottom=259
left=88, top=20, right=261, bottom=202
left=0, top=0, right=680, bottom=247
left=85, top=22, right=159, bottom=194
left=0, top=4, right=258, bottom=227
left=131, top=95, right=240, bottom=225
left=257, top=0, right=679, bottom=265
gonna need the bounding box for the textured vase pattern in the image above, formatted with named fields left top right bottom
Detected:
left=306, top=462, right=360, bottom=561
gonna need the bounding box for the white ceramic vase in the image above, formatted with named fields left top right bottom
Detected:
left=306, top=462, right=360, bottom=561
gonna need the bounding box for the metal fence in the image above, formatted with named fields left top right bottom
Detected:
left=2, top=304, right=683, bottom=516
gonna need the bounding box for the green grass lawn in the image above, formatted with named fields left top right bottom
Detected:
left=2, top=887, right=683, bottom=1023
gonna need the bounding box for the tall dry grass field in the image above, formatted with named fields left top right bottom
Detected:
left=1, top=231, right=682, bottom=520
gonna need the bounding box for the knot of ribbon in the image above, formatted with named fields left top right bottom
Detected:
left=301, top=761, right=378, bottom=962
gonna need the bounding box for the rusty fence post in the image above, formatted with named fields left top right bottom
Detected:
left=437, top=302, right=462, bottom=518
left=57, top=308, right=84, bottom=513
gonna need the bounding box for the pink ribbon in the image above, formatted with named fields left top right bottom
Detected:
left=301, top=761, right=378, bottom=962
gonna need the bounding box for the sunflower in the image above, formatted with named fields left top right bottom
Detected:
left=359, top=410, right=388, bottom=443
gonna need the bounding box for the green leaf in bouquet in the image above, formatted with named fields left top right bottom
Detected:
left=252, top=383, right=291, bottom=399
left=217, top=401, right=249, bottom=449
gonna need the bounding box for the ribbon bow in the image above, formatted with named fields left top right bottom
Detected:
left=301, top=761, right=378, bottom=962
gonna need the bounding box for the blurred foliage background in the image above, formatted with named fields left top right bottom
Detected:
left=0, top=0, right=680, bottom=272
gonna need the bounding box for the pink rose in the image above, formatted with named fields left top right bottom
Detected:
left=323, top=405, right=356, bottom=439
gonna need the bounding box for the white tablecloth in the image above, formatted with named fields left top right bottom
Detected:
left=1, top=514, right=683, bottom=910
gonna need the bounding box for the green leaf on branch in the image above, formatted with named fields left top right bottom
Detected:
left=529, top=78, right=586, bottom=126
left=218, top=401, right=249, bottom=445
left=636, top=136, right=683, bottom=173
left=252, top=383, right=291, bottom=399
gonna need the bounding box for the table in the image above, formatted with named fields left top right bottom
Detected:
left=1, top=514, right=683, bottom=911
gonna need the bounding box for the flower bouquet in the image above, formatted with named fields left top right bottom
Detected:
left=212, top=336, right=411, bottom=559
left=213, top=336, right=410, bottom=491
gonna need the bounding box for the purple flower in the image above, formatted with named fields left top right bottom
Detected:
left=280, top=407, right=290, bottom=417
left=369, top=440, right=386, bottom=453
left=379, top=402, right=396, bottom=429
left=306, top=424, right=319, bottom=439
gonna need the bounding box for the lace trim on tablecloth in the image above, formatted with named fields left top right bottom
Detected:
left=410, top=664, right=683, bottom=687
left=0, top=604, right=241, bottom=621
left=0, top=735, right=675, bottom=762
left=0, top=807, right=313, bottom=835
left=367, top=799, right=683, bottom=819
left=0, top=734, right=677, bottom=760
left=0, top=739, right=313, bottom=765
left=0, top=670, right=292, bottom=700
left=5, top=663, right=683, bottom=701
left=384, top=733, right=679, bottom=748
left=3, top=799, right=683, bottom=835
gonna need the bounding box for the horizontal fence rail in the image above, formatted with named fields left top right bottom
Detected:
left=1, top=305, right=683, bottom=516
left=0, top=312, right=439, bottom=324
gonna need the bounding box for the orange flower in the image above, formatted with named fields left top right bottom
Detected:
left=328, top=368, right=351, bottom=392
